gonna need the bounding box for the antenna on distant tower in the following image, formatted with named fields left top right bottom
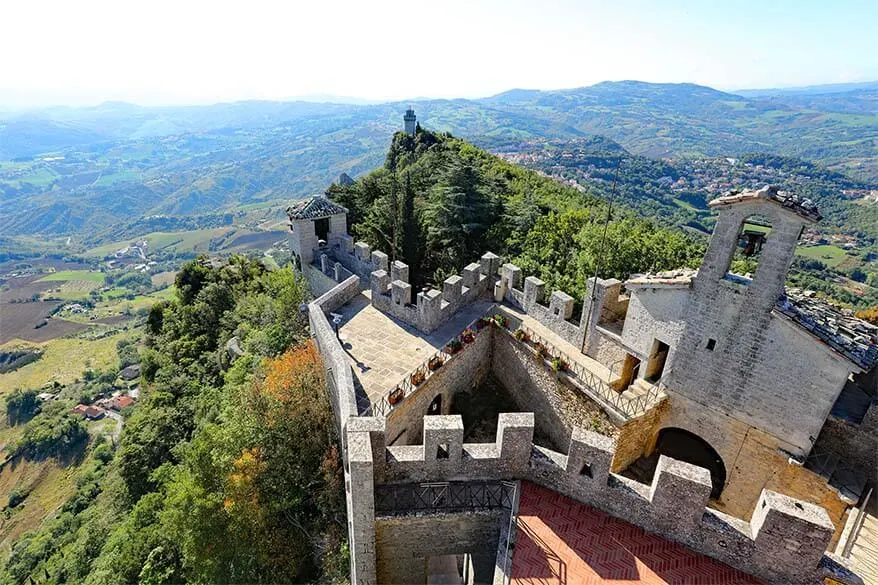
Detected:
left=582, top=156, right=623, bottom=337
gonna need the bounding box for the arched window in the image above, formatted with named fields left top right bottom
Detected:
left=724, top=214, right=772, bottom=284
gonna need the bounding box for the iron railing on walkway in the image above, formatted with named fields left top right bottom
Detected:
left=501, top=319, right=663, bottom=420
left=375, top=480, right=516, bottom=515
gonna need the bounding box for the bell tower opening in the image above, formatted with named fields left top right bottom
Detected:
left=724, top=214, right=772, bottom=284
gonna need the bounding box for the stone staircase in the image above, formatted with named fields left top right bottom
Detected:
left=620, top=378, right=658, bottom=402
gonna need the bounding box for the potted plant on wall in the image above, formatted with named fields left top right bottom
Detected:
left=513, top=328, right=527, bottom=342
left=534, top=342, right=549, bottom=361
left=461, top=328, right=475, bottom=344
left=410, top=367, right=426, bottom=386
left=428, top=355, right=444, bottom=371
left=551, top=357, right=570, bottom=376
left=476, top=317, right=491, bottom=330
left=445, top=338, right=463, bottom=355
left=494, top=313, right=508, bottom=329
left=388, top=386, right=404, bottom=405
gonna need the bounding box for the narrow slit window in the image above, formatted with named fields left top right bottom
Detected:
left=706, top=338, right=716, bottom=351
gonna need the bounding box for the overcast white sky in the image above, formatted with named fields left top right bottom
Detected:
left=1, top=0, right=875, bottom=108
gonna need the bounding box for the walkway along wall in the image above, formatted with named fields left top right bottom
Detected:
left=347, top=414, right=863, bottom=585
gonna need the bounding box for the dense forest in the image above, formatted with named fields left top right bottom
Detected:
left=1, top=257, right=348, bottom=585
left=328, top=128, right=704, bottom=298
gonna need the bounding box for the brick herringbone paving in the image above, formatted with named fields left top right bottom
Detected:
left=510, top=482, right=762, bottom=585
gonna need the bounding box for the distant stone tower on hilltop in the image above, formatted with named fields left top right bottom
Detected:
left=403, top=107, right=416, bottom=135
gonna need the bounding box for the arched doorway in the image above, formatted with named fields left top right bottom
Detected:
left=654, top=428, right=727, bottom=499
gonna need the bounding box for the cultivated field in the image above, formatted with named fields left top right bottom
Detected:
left=0, top=302, right=88, bottom=344
left=0, top=330, right=132, bottom=394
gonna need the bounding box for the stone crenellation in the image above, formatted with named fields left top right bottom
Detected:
left=348, top=413, right=842, bottom=585
left=371, top=252, right=500, bottom=333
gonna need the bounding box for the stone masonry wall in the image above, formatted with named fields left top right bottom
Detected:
left=664, top=200, right=852, bottom=457
left=385, top=324, right=492, bottom=446
left=492, top=331, right=586, bottom=451
left=375, top=511, right=504, bottom=584
left=810, top=413, right=878, bottom=488
left=652, top=391, right=851, bottom=542
left=347, top=414, right=857, bottom=585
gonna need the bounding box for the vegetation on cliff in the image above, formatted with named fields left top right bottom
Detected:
left=1, top=257, right=348, bottom=585
left=328, top=128, right=703, bottom=297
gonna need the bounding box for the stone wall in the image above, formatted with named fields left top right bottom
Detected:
left=375, top=511, right=504, bottom=585
left=492, top=330, right=588, bottom=450
left=309, top=275, right=360, bottom=437
left=385, top=324, right=493, bottom=446
left=498, top=263, right=592, bottom=351
left=652, top=391, right=852, bottom=541
left=348, top=414, right=860, bottom=585
left=662, top=200, right=853, bottom=458
left=810, top=413, right=878, bottom=488
left=620, top=285, right=690, bottom=364
left=371, top=253, right=499, bottom=333
left=326, top=236, right=390, bottom=287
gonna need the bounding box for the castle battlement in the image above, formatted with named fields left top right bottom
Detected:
left=370, top=252, right=499, bottom=333
left=347, top=413, right=843, bottom=584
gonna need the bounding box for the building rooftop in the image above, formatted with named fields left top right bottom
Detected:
left=625, top=268, right=697, bottom=289
left=286, top=195, right=347, bottom=220
left=624, top=271, right=878, bottom=370
left=708, top=185, right=822, bottom=222
left=510, top=481, right=762, bottom=584
left=777, top=288, right=878, bottom=371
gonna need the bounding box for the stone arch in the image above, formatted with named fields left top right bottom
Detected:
left=653, top=427, right=727, bottom=499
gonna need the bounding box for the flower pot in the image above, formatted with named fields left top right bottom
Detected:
left=388, top=387, right=404, bottom=405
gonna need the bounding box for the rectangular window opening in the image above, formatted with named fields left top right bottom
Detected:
left=437, top=444, right=449, bottom=460
left=706, top=338, right=716, bottom=351
left=580, top=462, right=593, bottom=478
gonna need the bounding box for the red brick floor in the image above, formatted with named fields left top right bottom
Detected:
left=510, top=482, right=762, bottom=585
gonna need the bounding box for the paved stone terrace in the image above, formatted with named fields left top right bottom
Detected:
left=336, top=291, right=494, bottom=409
left=510, top=482, right=762, bottom=585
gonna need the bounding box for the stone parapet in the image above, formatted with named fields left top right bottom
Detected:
left=369, top=253, right=498, bottom=333
left=499, top=263, right=625, bottom=354
left=347, top=413, right=851, bottom=585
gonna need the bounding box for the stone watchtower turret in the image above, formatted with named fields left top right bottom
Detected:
left=403, top=107, right=416, bottom=135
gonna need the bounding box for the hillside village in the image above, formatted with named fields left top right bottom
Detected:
left=291, top=111, right=878, bottom=585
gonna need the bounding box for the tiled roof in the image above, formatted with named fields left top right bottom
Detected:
left=708, top=185, right=822, bottom=222
left=286, top=196, right=347, bottom=220
left=776, top=289, right=878, bottom=371
left=510, top=482, right=762, bottom=584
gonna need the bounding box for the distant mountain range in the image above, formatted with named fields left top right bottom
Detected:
left=0, top=80, right=875, bottom=242
left=734, top=81, right=878, bottom=97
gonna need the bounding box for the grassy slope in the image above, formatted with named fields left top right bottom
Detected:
left=0, top=331, right=132, bottom=394
left=35, top=271, right=104, bottom=283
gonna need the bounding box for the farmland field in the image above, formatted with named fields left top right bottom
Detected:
left=35, top=270, right=104, bottom=283
left=0, top=302, right=88, bottom=344
left=796, top=244, right=849, bottom=268
left=0, top=330, right=133, bottom=393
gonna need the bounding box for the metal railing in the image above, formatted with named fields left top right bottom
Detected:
left=375, top=480, right=516, bottom=515
left=502, top=320, right=663, bottom=420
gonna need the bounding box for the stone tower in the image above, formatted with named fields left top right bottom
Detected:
left=286, top=196, right=348, bottom=268
left=404, top=107, right=416, bottom=135
left=663, top=186, right=826, bottom=454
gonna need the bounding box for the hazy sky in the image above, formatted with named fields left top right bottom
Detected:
left=2, top=0, right=876, bottom=108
